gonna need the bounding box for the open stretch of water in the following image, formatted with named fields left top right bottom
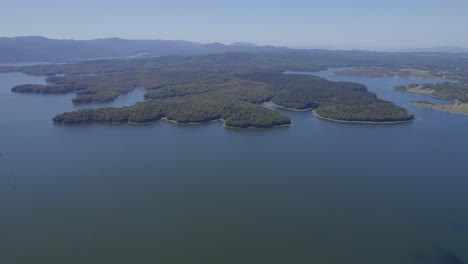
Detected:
left=0, top=68, right=467, bottom=264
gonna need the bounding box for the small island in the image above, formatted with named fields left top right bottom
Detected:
left=3, top=53, right=416, bottom=128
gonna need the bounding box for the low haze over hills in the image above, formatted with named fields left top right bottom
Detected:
left=0, top=36, right=284, bottom=62
left=385, top=46, right=468, bottom=53
left=2, top=36, right=468, bottom=63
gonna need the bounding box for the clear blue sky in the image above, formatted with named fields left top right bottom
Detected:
left=2, top=0, right=467, bottom=49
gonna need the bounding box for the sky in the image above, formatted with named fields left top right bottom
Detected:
left=1, top=0, right=468, bottom=49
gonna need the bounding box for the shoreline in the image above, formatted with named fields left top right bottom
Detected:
left=337, top=73, right=439, bottom=80
left=312, top=110, right=415, bottom=124
left=222, top=121, right=292, bottom=130
left=411, top=102, right=468, bottom=115
left=264, top=101, right=314, bottom=112
left=58, top=117, right=292, bottom=129
left=394, top=87, right=456, bottom=102
left=393, top=87, right=454, bottom=101
left=161, top=117, right=222, bottom=126
left=163, top=117, right=291, bottom=129
left=335, top=67, right=439, bottom=80
left=394, top=87, right=435, bottom=95
left=266, top=101, right=416, bottom=124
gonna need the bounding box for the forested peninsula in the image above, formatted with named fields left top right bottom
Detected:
left=2, top=52, right=421, bottom=128
left=335, top=67, right=437, bottom=79
left=395, top=82, right=468, bottom=114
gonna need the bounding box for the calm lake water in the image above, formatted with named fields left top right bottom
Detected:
left=0, top=68, right=467, bottom=264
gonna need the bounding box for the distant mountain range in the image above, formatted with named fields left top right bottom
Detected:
left=0, top=36, right=284, bottom=62
left=0, top=36, right=467, bottom=62
left=384, top=46, right=468, bottom=53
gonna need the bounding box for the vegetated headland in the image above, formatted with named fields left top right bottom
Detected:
left=395, top=83, right=468, bottom=114
left=7, top=49, right=468, bottom=128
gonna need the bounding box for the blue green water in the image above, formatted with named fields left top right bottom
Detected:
left=0, top=69, right=467, bottom=264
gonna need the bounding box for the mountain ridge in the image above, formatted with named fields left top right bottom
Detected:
left=384, top=46, right=468, bottom=53
left=0, top=36, right=280, bottom=62
left=1, top=36, right=468, bottom=62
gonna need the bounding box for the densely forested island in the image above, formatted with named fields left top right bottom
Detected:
left=49, top=69, right=415, bottom=127
left=3, top=52, right=445, bottom=128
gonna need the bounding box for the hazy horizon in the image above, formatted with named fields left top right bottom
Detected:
left=2, top=0, right=468, bottom=50
left=2, top=35, right=468, bottom=52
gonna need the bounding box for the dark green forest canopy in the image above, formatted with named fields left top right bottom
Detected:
left=48, top=68, right=414, bottom=126
left=5, top=51, right=449, bottom=127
